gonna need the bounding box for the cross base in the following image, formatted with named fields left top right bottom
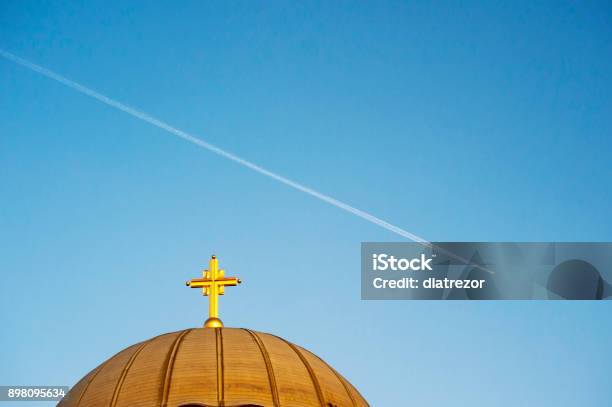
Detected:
left=204, top=317, right=224, bottom=328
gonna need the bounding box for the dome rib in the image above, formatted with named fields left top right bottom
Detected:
left=110, top=339, right=152, bottom=407
left=73, top=365, right=103, bottom=407
left=72, top=342, right=141, bottom=407
left=242, top=328, right=280, bottom=407
left=160, top=329, right=194, bottom=407
left=330, top=367, right=359, bottom=407
left=336, top=368, right=368, bottom=407
left=215, top=328, right=225, bottom=405
left=276, top=336, right=326, bottom=407
left=309, top=350, right=359, bottom=407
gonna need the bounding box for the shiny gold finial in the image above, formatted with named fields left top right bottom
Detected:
left=186, top=255, right=241, bottom=328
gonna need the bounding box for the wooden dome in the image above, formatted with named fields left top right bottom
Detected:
left=59, top=327, right=368, bottom=407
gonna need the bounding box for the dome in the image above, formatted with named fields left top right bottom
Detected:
left=59, top=327, right=368, bottom=407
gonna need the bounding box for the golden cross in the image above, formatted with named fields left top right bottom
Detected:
left=186, top=255, right=241, bottom=328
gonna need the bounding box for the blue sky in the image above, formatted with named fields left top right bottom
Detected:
left=1, top=1, right=611, bottom=405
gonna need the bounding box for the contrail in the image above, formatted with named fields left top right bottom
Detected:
left=1, top=48, right=428, bottom=243
left=1, top=49, right=494, bottom=273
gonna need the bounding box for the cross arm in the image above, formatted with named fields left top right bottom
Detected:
left=186, top=278, right=212, bottom=288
